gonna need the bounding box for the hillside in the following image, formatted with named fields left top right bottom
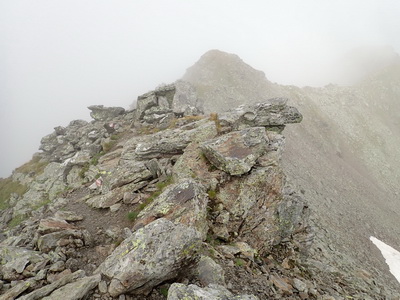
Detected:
left=0, top=51, right=400, bottom=299
left=183, top=49, right=400, bottom=291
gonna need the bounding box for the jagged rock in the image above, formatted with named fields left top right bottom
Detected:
left=172, top=80, right=203, bottom=116
left=122, top=118, right=217, bottom=162
left=36, top=229, right=90, bottom=253
left=98, top=218, right=202, bottom=297
left=88, top=105, right=125, bottom=121
left=0, top=246, right=45, bottom=276
left=135, top=179, right=209, bottom=238
left=214, top=162, right=309, bottom=254
left=18, top=270, right=85, bottom=300
left=200, top=127, right=268, bottom=175
left=0, top=278, right=36, bottom=300
left=41, top=274, right=101, bottom=300
left=54, top=211, right=83, bottom=222
left=38, top=218, right=77, bottom=234
left=104, top=162, right=153, bottom=191
left=167, top=283, right=259, bottom=300
left=219, top=99, right=302, bottom=131
left=270, top=274, right=293, bottom=295
left=192, top=256, right=225, bottom=286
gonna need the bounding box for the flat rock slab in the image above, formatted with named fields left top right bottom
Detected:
left=201, top=127, right=268, bottom=175
left=167, top=283, right=259, bottom=300
left=98, top=218, right=202, bottom=297
left=41, top=274, right=101, bottom=300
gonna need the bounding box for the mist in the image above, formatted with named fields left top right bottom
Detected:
left=1, top=0, right=400, bottom=178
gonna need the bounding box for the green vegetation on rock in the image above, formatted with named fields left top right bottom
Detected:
left=0, top=177, right=28, bottom=209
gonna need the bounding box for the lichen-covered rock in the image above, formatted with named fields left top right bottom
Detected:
left=135, top=179, right=209, bottom=238
left=219, top=99, right=302, bottom=132
left=98, top=218, right=202, bottom=297
left=121, top=118, right=217, bottom=162
left=0, top=246, right=45, bottom=275
left=41, top=274, right=101, bottom=300
left=201, top=127, right=268, bottom=175
left=88, top=105, right=125, bottom=121
left=167, top=283, right=259, bottom=300
left=192, top=255, right=225, bottom=286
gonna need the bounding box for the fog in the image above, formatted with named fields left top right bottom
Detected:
left=1, top=0, right=400, bottom=178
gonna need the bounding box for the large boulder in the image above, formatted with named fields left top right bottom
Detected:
left=88, top=105, right=125, bottom=121
left=200, top=127, right=268, bottom=175
left=134, top=179, right=209, bottom=238
left=219, top=99, right=302, bottom=132
left=98, top=218, right=202, bottom=297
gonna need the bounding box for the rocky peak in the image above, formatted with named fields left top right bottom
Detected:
left=0, top=51, right=398, bottom=299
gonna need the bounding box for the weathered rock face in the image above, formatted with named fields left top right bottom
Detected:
left=98, top=218, right=202, bottom=297
left=2, top=52, right=397, bottom=300
left=168, top=283, right=259, bottom=300
left=134, top=179, right=209, bottom=239
left=87, top=105, right=125, bottom=121
left=133, top=82, right=203, bottom=128
left=200, top=127, right=268, bottom=175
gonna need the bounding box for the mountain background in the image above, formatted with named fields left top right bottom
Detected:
left=181, top=49, right=400, bottom=289
left=2, top=0, right=400, bottom=178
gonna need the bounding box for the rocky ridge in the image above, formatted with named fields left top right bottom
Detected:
left=0, top=56, right=399, bottom=299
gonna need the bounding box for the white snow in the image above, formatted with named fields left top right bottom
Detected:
left=370, top=236, right=400, bottom=284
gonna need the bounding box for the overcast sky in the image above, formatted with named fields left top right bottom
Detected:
left=1, top=0, right=400, bottom=178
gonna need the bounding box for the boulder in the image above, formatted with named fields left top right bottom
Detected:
left=219, top=99, right=302, bottom=132
left=98, top=218, right=202, bottom=296
left=167, top=283, right=259, bottom=300
left=88, top=105, right=125, bottom=121
left=200, top=127, right=268, bottom=175
left=135, top=179, right=209, bottom=238
left=0, top=246, right=45, bottom=275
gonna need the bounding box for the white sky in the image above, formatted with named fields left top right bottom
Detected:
left=1, top=0, right=400, bottom=177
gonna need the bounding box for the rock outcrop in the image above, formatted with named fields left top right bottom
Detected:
left=1, top=51, right=398, bottom=300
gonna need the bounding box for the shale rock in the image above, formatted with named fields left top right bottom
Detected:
left=88, top=105, right=125, bottom=121
left=200, top=127, right=268, bottom=175
left=98, top=218, right=202, bottom=297
left=167, top=283, right=259, bottom=300
left=135, top=179, right=209, bottom=238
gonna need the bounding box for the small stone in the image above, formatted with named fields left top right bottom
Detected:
left=293, top=278, right=307, bottom=292
left=49, top=261, right=65, bottom=272
left=110, top=203, right=122, bottom=212
left=99, top=280, right=108, bottom=294
left=270, top=275, right=293, bottom=294
left=54, top=210, right=84, bottom=222
left=47, top=268, right=72, bottom=283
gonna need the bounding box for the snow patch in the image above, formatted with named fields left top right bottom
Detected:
left=370, top=236, right=400, bottom=284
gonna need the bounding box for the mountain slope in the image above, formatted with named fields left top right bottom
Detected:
left=183, top=49, right=400, bottom=291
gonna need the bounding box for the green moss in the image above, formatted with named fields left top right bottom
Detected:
left=90, top=151, right=105, bottom=166
left=103, top=140, right=117, bottom=152
left=15, top=156, right=48, bottom=176
left=0, top=177, right=28, bottom=209
left=32, top=198, right=51, bottom=210
left=234, top=258, right=246, bottom=267
left=159, top=287, right=169, bottom=297
left=127, top=176, right=175, bottom=222
left=207, top=189, right=217, bottom=200
left=127, top=211, right=139, bottom=221
left=8, top=214, right=26, bottom=228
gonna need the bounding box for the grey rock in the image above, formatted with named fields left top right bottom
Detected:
left=0, top=246, right=45, bottom=274
left=98, top=218, right=202, bottom=297
left=135, top=179, right=209, bottom=239
left=193, top=256, right=225, bottom=286
left=167, top=283, right=259, bottom=300
left=36, top=229, right=88, bottom=253
left=54, top=211, right=83, bottom=222
left=0, top=278, right=36, bottom=300
left=201, top=127, right=268, bottom=175
left=88, top=105, right=125, bottom=121
left=98, top=280, right=108, bottom=294
left=18, top=270, right=85, bottom=300
left=42, top=274, right=101, bottom=300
